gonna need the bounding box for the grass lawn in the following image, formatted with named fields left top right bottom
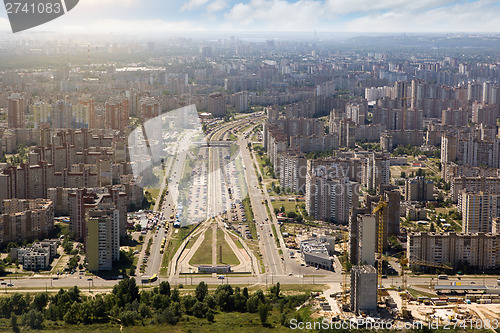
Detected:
left=217, top=229, right=240, bottom=266
left=161, top=224, right=197, bottom=276
left=407, top=287, right=437, bottom=299
left=127, top=310, right=293, bottom=333
left=254, top=153, right=273, bottom=179
left=229, top=233, right=244, bottom=249
left=145, top=188, right=160, bottom=201
left=189, top=229, right=213, bottom=266
left=242, top=196, right=256, bottom=239
left=271, top=224, right=280, bottom=249
left=271, top=199, right=299, bottom=213
left=185, top=232, right=201, bottom=249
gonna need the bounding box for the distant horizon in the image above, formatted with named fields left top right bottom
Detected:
left=0, top=30, right=500, bottom=42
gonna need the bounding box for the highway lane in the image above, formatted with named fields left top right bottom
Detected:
left=4, top=270, right=500, bottom=292
left=238, top=136, right=283, bottom=277
left=141, top=129, right=196, bottom=279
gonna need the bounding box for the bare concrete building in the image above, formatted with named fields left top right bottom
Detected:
left=351, top=265, right=378, bottom=314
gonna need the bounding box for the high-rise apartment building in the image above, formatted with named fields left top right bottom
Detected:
left=7, top=93, right=25, bottom=128
left=105, top=97, right=129, bottom=131
left=405, top=176, right=434, bottom=201
left=408, top=231, right=500, bottom=269
left=0, top=199, right=54, bottom=246
left=33, top=102, right=51, bottom=128
left=86, top=207, right=120, bottom=271
left=459, top=190, right=500, bottom=233
left=78, top=95, right=96, bottom=129
left=140, top=97, right=160, bottom=122
left=357, top=214, right=376, bottom=266
left=306, top=162, right=359, bottom=224
left=207, top=93, right=226, bottom=117
left=51, top=100, right=72, bottom=128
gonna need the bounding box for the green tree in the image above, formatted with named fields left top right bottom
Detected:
left=258, top=302, right=269, bottom=325
left=192, top=300, right=208, bottom=318
left=120, top=311, right=138, bottom=326
left=195, top=281, right=208, bottom=302
left=159, top=281, right=170, bottom=296
left=182, top=295, right=197, bottom=315
left=21, top=309, right=44, bottom=329
left=206, top=308, right=215, bottom=322
left=31, top=292, right=48, bottom=312
left=10, top=313, right=19, bottom=333
left=112, top=278, right=139, bottom=308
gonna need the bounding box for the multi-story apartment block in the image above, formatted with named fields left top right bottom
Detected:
left=69, top=187, right=127, bottom=241
left=7, top=93, right=25, bottom=128
left=362, top=152, right=390, bottom=193
left=441, top=107, right=468, bottom=127
left=306, top=161, right=359, bottom=224
left=140, top=97, right=160, bottom=122
left=405, top=176, right=434, bottom=201
left=86, top=207, right=120, bottom=271
left=458, top=190, right=500, bottom=233
left=0, top=199, right=54, bottom=246
left=408, top=232, right=500, bottom=269
left=451, top=176, right=500, bottom=202
left=277, top=149, right=307, bottom=194
left=356, top=214, right=376, bottom=266
left=105, top=97, right=129, bottom=131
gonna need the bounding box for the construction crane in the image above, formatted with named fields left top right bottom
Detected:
left=372, top=199, right=387, bottom=303
left=341, top=232, right=350, bottom=311
left=399, top=253, right=410, bottom=318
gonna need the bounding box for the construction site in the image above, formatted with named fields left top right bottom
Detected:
left=306, top=198, right=500, bottom=329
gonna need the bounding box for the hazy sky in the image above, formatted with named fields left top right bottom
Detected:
left=1, top=0, right=500, bottom=34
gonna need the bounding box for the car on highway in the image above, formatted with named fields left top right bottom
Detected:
left=218, top=275, right=225, bottom=279
left=7, top=283, right=13, bottom=287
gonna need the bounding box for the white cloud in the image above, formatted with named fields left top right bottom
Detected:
left=343, top=0, right=500, bottom=32
left=324, top=0, right=457, bottom=15
left=90, top=19, right=206, bottom=32
left=207, top=0, right=228, bottom=13
left=0, top=17, right=10, bottom=31
left=181, top=0, right=211, bottom=11
left=81, top=0, right=140, bottom=6
left=221, top=0, right=500, bottom=32
left=47, top=19, right=207, bottom=34
left=225, top=0, right=324, bottom=30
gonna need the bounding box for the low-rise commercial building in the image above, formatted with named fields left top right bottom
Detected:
left=299, top=239, right=334, bottom=271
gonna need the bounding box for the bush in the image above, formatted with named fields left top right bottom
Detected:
left=120, top=310, right=138, bottom=326
left=206, top=308, right=215, bottom=322
left=21, top=309, right=44, bottom=329
left=258, top=302, right=269, bottom=325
